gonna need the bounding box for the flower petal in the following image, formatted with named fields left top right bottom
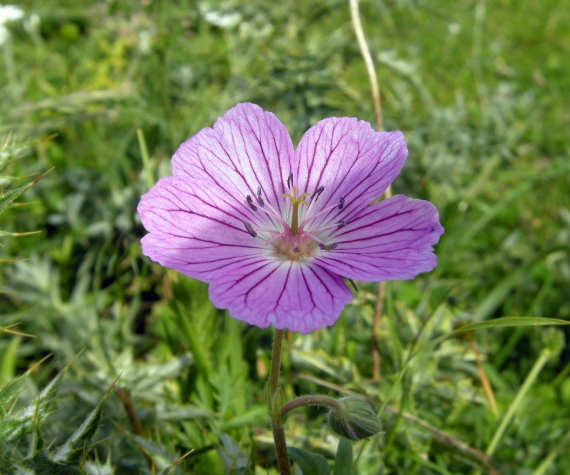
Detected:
left=137, top=176, right=268, bottom=282
left=315, top=195, right=444, bottom=281
left=294, top=118, right=407, bottom=229
left=171, top=103, right=295, bottom=223
left=208, top=258, right=353, bottom=333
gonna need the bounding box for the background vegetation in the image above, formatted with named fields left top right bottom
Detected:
left=1, top=0, right=569, bottom=473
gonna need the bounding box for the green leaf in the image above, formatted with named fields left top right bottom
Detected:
left=0, top=356, right=49, bottom=415
left=428, top=317, right=570, bottom=351
left=0, top=354, right=80, bottom=446
left=313, top=455, right=331, bottom=475
left=117, top=422, right=204, bottom=474
left=84, top=459, right=114, bottom=475
left=53, top=375, right=117, bottom=463
left=121, top=433, right=179, bottom=473
left=380, top=317, right=570, bottom=416
left=470, top=267, right=531, bottom=322
left=288, top=447, right=330, bottom=475
left=20, top=351, right=82, bottom=420
left=26, top=451, right=82, bottom=474
left=216, top=432, right=252, bottom=475
left=0, top=168, right=52, bottom=217
left=0, top=354, right=48, bottom=411
left=29, top=407, right=44, bottom=457
left=218, top=405, right=266, bottom=431
left=0, top=336, right=20, bottom=384
left=333, top=438, right=353, bottom=475
left=0, top=416, right=27, bottom=443
left=0, top=373, right=28, bottom=410
left=457, top=317, right=570, bottom=332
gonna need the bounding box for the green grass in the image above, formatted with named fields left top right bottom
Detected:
left=1, top=0, right=569, bottom=474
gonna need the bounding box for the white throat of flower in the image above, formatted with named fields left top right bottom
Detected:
left=243, top=173, right=346, bottom=261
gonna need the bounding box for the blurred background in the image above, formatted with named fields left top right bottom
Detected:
left=0, top=0, right=569, bottom=473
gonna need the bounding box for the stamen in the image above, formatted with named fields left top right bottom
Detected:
left=266, top=231, right=288, bottom=245
left=338, top=220, right=346, bottom=228
left=302, top=230, right=326, bottom=244
left=246, top=195, right=257, bottom=211
left=257, top=200, right=291, bottom=229
left=243, top=221, right=257, bottom=237
left=256, top=186, right=265, bottom=207
left=287, top=172, right=294, bottom=190
left=319, top=243, right=338, bottom=251
left=338, top=197, right=345, bottom=210
left=299, top=201, right=343, bottom=231
left=293, top=246, right=300, bottom=253
left=310, top=185, right=325, bottom=202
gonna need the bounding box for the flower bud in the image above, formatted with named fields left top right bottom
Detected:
left=326, top=396, right=382, bottom=441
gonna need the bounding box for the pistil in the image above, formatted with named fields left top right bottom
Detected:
left=282, top=186, right=311, bottom=235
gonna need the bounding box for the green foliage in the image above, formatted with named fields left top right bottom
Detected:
left=0, top=135, right=49, bottom=237
left=0, top=0, right=569, bottom=473
left=333, top=438, right=353, bottom=475
left=0, top=358, right=109, bottom=475
left=289, top=447, right=330, bottom=475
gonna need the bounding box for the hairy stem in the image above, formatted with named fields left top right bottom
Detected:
left=280, top=394, right=342, bottom=418
left=269, top=329, right=291, bottom=475
left=269, top=329, right=284, bottom=394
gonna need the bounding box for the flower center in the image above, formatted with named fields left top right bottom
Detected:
left=242, top=174, right=345, bottom=261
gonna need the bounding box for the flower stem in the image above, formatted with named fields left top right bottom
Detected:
left=280, top=394, right=342, bottom=418
left=349, top=0, right=383, bottom=132
left=269, top=329, right=291, bottom=475
left=350, top=0, right=392, bottom=383
left=269, top=329, right=284, bottom=394
left=271, top=421, right=291, bottom=475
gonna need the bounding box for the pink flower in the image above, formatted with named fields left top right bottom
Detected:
left=138, top=103, right=443, bottom=333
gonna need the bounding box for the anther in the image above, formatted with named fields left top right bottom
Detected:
left=246, top=195, right=257, bottom=211
left=256, top=186, right=264, bottom=207
left=319, top=242, right=338, bottom=251
left=338, top=197, right=345, bottom=210
left=287, top=172, right=294, bottom=190
left=243, top=221, right=257, bottom=237
left=337, top=220, right=346, bottom=228
left=311, top=186, right=325, bottom=202
left=293, top=246, right=300, bottom=253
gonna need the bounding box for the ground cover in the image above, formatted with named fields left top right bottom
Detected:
left=1, top=0, right=569, bottom=473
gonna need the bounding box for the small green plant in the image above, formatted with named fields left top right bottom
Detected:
left=0, top=135, right=51, bottom=239
left=0, top=356, right=113, bottom=475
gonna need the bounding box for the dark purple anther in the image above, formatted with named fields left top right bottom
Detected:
left=338, top=220, right=346, bottom=228
left=256, top=186, right=265, bottom=207
left=287, top=172, right=294, bottom=190
left=311, top=186, right=325, bottom=202
left=293, top=246, right=300, bottom=253
left=243, top=221, right=257, bottom=237
left=246, top=195, right=257, bottom=211
left=338, top=197, right=345, bottom=210
left=319, top=242, right=338, bottom=251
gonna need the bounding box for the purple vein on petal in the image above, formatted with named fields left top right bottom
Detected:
left=294, top=118, right=407, bottom=231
